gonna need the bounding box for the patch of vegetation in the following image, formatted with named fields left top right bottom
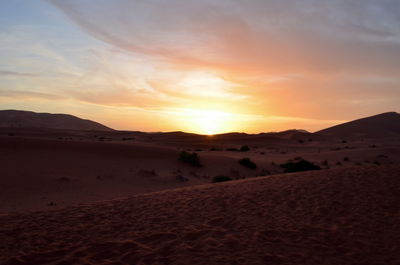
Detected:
left=238, top=158, right=257, bottom=169
left=226, top=148, right=240, bottom=152
left=260, top=169, right=270, bottom=175
left=343, top=157, right=349, bottom=162
left=225, top=145, right=251, bottom=152
left=239, top=145, right=250, bottom=152
left=178, top=151, right=202, bottom=167
left=321, top=160, right=329, bottom=167
left=209, top=147, right=221, bottom=151
left=56, top=177, right=71, bottom=183
left=280, top=159, right=321, bottom=173
left=176, top=175, right=189, bottom=182
left=212, top=175, right=233, bottom=183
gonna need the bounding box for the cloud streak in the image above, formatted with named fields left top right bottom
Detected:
left=48, top=0, right=400, bottom=76
left=0, top=70, right=43, bottom=78
left=0, top=89, right=66, bottom=100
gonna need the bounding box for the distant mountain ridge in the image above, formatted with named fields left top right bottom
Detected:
left=1, top=110, right=399, bottom=137
left=0, top=110, right=113, bottom=131
left=316, top=112, right=400, bottom=138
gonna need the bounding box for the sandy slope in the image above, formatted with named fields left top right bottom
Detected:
left=1, top=165, right=399, bottom=265
left=317, top=112, right=400, bottom=138
left=0, top=136, right=270, bottom=212
left=1, top=132, right=400, bottom=213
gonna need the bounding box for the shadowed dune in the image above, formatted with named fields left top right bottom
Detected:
left=0, top=110, right=113, bottom=131
left=317, top=112, right=400, bottom=138
left=1, top=165, right=399, bottom=265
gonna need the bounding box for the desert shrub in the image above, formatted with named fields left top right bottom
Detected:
left=226, top=148, right=240, bottom=152
left=212, top=175, right=233, bottom=183
left=321, top=160, right=329, bottom=166
left=210, top=147, right=220, bottom=151
left=178, top=151, right=202, bottom=167
left=260, top=169, right=270, bottom=175
left=176, top=175, right=189, bottom=182
left=343, top=157, right=349, bottom=162
left=238, top=158, right=257, bottom=169
left=336, top=161, right=343, bottom=166
left=280, top=159, right=321, bottom=173
left=56, top=177, right=71, bottom=182
left=240, top=145, right=250, bottom=152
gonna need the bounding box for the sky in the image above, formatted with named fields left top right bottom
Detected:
left=1, top=0, right=399, bottom=134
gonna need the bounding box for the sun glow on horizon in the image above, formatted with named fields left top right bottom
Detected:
left=174, top=108, right=238, bottom=135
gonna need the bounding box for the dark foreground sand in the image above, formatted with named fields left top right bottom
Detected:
left=1, top=165, right=399, bottom=265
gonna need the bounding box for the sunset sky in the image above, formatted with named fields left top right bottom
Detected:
left=1, top=0, right=399, bottom=134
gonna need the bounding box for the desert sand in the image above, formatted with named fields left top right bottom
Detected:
left=1, top=165, right=399, bottom=264
left=1, top=127, right=399, bottom=212
left=1, top=112, right=400, bottom=264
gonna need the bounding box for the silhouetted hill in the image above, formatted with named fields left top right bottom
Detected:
left=0, top=110, right=113, bottom=131
left=317, top=112, right=400, bottom=138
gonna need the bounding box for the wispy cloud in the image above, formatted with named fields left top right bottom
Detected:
left=0, top=70, right=42, bottom=78
left=0, top=89, right=66, bottom=100
left=48, top=0, right=400, bottom=77
left=1, top=0, right=399, bottom=132
left=47, top=0, right=400, bottom=120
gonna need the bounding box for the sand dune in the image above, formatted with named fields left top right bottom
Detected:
left=1, top=165, right=399, bottom=264
left=1, top=127, right=400, bottom=213
left=0, top=136, right=274, bottom=212
left=0, top=110, right=113, bottom=131
left=1, top=112, right=399, bottom=264
left=317, top=112, right=400, bottom=138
